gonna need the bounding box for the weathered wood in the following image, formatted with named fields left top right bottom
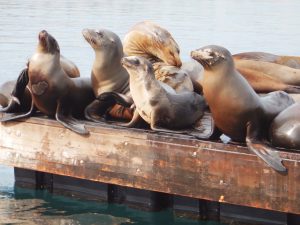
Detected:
left=0, top=115, right=300, bottom=215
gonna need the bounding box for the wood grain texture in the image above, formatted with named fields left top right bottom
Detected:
left=0, top=114, right=299, bottom=214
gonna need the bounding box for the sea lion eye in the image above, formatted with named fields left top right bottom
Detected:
left=133, top=58, right=140, bottom=65
left=96, top=31, right=103, bottom=37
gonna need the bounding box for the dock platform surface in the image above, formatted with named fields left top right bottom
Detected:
left=0, top=114, right=299, bottom=222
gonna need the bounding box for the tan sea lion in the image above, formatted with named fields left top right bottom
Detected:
left=191, top=45, right=295, bottom=172
left=152, top=62, right=193, bottom=93
left=269, top=103, right=300, bottom=150
left=114, top=56, right=206, bottom=132
left=0, top=30, right=95, bottom=135
left=123, top=21, right=182, bottom=67
left=82, top=28, right=133, bottom=122
left=233, top=52, right=300, bottom=69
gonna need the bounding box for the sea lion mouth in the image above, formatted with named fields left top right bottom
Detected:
left=82, top=28, right=106, bottom=47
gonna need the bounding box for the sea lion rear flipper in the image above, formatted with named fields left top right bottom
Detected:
left=56, top=100, right=89, bottom=135
left=0, top=68, right=29, bottom=113
left=0, top=99, right=35, bottom=122
left=246, top=121, right=287, bottom=173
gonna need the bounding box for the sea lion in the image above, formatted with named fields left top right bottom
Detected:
left=0, top=30, right=95, bottom=135
left=152, top=62, right=193, bottom=93
left=233, top=52, right=300, bottom=69
left=191, top=45, right=295, bottom=172
left=123, top=21, right=200, bottom=94
left=123, top=21, right=182, bottom=67
left=0, top=79, right=31, bottom=113
left=269, top=103, right=300, bottom=150
left=233, top=59, right=300, bottom=93
left=114, top=56, right=206, bottom=132
left=82, top=28, right=133, bottom=122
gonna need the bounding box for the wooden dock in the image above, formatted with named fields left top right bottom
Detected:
left=0, top=114, right=300, bottom=225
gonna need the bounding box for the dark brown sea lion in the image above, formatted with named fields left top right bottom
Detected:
left=233, top=52, right=300, bottom=69
left=0, top=30, right=95, bottom=135
left=82, top=28, right=133, bottom=122
left=269, top=103, right=300, bottom=150
left=191, top=45, right=295, bottom=172
left=0, top=79, right=31, bottom=113
left=117, top=56, right=206, bottom=133
left=123, top=21, right=182, bottom=67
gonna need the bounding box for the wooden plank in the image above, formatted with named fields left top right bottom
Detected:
left=0, top=115, right=299, bottom=215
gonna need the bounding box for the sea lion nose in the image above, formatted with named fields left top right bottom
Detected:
left=39, top=30, right=48, bottom=39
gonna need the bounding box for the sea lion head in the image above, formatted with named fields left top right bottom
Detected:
left=151, top=31, right=182, bottom=67
left=37, top=30, right=60, bottom=54
left=124, top=21, right=182, bottom=67
left=82, top=28, right=123, bottom=56
left=121, top=56, right=154, bottom=80
left=191, top=45, right=233, bottom=71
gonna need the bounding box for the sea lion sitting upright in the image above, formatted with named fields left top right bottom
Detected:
left=116, top=56, right=206, bottom=132
left=191, top=45, right=295, bottom=172
left=0, top=30, right=95, bottom=135
left=269, top=103, right=300, bottom=150
left=82, top=28, right=133, bottom=121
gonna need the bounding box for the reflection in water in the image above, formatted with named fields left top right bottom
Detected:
left=0, top=187, right=222, bottom=225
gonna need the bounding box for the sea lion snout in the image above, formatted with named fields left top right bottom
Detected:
left=121, top=56, right=140, bottom=69
left=38, top=30, right=48, bottom=41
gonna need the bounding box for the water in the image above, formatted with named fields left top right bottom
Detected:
left=1, top=0, right=300, bottom=224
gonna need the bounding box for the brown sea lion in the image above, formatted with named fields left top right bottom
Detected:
left=114, top=56, right=206, bottom=133
left=123, top=21, right=182, bottom=67
left=269, top=103, right=300, bottom=150
left=191, top=45, right=295, bottom=172
left=233, top=52, right=300, bottom=69
left=233, top=59, right=300, bottom=93
left=82, top=28, right=133, bottom=122
left=0, top=30, right=95, bottom=135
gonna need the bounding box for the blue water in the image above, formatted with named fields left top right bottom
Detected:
left=1, top=0, right=300, bottom=224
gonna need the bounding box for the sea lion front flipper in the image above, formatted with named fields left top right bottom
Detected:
left=0, top=68, right=29, bottom=113
left=56, top=100, right=89, bottom=135
left=84, top=99, right=112, bottom=123
left=0, top=99, right=35, bottom=122
left=98, top=92, right=133, bottom=107
left=246, top=121, right=287, bottom=173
